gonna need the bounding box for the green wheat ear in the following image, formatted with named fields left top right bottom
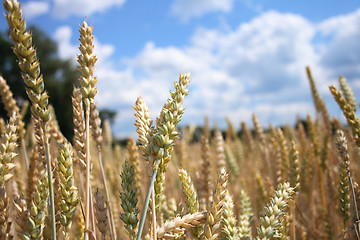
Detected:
left=238, top=188, right=253, bottom=240
left=120, top=161, right=139, bottom=239
left=339, top=76, right=356, bottom=112
left=256, top=182, right=295, bottom=240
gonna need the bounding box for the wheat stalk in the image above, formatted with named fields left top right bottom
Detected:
left=77, top=19, right=99, bottom=239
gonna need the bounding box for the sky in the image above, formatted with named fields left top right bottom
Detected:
left=1, top=0, right=360, bottom=138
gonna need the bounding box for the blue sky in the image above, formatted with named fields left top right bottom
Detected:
left=1, top=0, right=360, bottom=137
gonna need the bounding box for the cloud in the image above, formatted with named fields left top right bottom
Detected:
left=53, top=26, right=77, bottom=61
left=317, top=9, right=360, bottom=82
left=170, top=0, right=233, bottom=22
left=54, top=9, right=360, bottom=137
left=52, top=0, right=126, bottom=18
left=22, top=1, right=50, bottom=18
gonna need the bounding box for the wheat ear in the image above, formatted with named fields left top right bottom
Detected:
left=13, top=196, right=30, bottom=239
left=154, top=73, right=191, bottom=212
left=3, top=1, right=57, bottom=237
left=25, top=171, right=50, bottom=239
left=0, top=187, right=11, bottom=239
left=157, top=212, right=207, bottom=239
left=238, top=188, right=253, bottom=240
left=276, top=129, right=289, bottom=183
left=178, top=168, right=203, bottom=238
left=77, top=19, right=98, bottom=239
left=221, top=189, right=238, bottom=239
left=204, top=168, right=228, bottom=239
left=252, top=114, right=273, bottom=182
left=90, top=101, right=117, bottom=240
left=0, top=114, right=18, bottom=239
left=214, top=129, right=226, bottom=170
left=26, top=117, right=44, bottom=205
left=133, top=96, right=156, bottom=240
left=120, top=161, right=139, bottom=239
left=224, top=143, right=239, bottom=178
left=336, top=130, right=356, bottom=236
left=339, top=76, right=357, bottom=112
left=330, top=85, right=360, bottom=147
left=133, top=96, right=155, bottom=162
left=94, top=189, right=108, bottom=239
left=0, top=119, right=5, bottom=136
left=0, top=76, right=26, bottom=156
left=72, top=87, right=87, bottom=167
left=127, top=137, right=142, bottom=200
left=58, top=143, right=80, bottom=239
left=256, top=182, right=295, bottom=240
left=306, top=66, right=331, bottom=129
left=0, top=113, right=18, bottom=185
left=198, top=135, right=212, bottom=211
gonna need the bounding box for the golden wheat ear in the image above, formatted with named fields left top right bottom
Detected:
left=127, top=137, right=142, bottom=200
left=178, top=168, right=203, bottom=238
left=4, top=1, right=59, bottom=237
left=330, top=85, right=360, bottom=147
left=157, top=212, right=207, bottom=239
left=57, top=143, right=80, bottom=238
left=94, top=189, right=108, bottom=239
left=0, top=114, right=19, bottom=239
left=203, top=168, right=228, bottom=239
left=335, top=130, right=358, bottom=237
left=198, top=135, right=212, bottom=211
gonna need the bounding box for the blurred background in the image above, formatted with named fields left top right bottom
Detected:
left=0, top=0, right=359, bottom=140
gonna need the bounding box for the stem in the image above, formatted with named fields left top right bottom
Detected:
left=85, top=100, right=91, bottom=238
left=349, top=176, right=359, bottom=220
left=21, top=139, right=29, bottom=170
left=290, top=202, right=296, bottom=240
left=90, top=187, right=97, bottom=240
left=136, top=158, right=161, bottom=240
left=42, top=123, right=56, bottom=240
left=98, top=150, right=117, bottom=240
left=152, top=188, right=157, bottom=240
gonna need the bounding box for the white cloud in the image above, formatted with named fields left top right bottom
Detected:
left=53, top=9, right=360, bottom=137
left=53, top=26, right=77, bottom=61
left=22, top=1, right=50, bottom=18
left=171, top=0, right=233, bottom=22
left=52, top=0, right=126, bottom=18
left=317, top=9, right=360, bottom=82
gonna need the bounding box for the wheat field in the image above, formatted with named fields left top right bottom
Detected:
left=0, top=0, right=359, bottom=239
